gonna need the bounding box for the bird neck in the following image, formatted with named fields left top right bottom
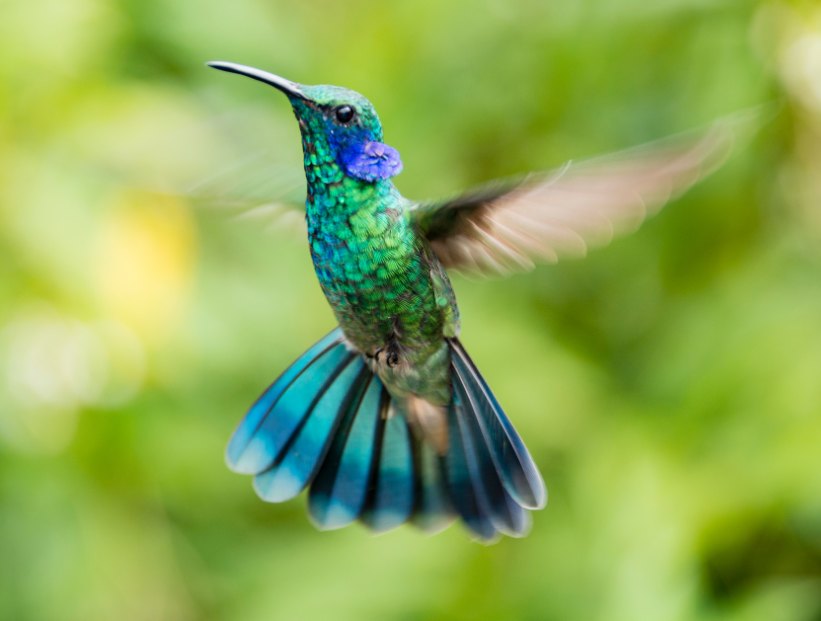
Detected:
left=300, top=126, right=393, bottom=221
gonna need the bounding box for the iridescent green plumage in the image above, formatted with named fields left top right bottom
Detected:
left=290, top=88, right=455, bottom=413
left=209, top=61, right=732, bottom=540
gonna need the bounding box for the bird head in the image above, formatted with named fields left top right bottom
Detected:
left=208, top=61, right=403, bottom=183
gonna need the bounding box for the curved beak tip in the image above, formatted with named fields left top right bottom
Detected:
left=206, top=60, right=305, bottom=100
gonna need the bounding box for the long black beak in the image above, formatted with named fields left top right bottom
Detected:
left=207, top=61, right=307, bottom=100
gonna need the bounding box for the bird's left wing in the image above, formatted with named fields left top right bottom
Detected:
left=411, top=119, right=739, bottom=276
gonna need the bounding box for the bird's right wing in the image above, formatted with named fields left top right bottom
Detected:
left=411, top=117, right=746, bottom=276
left=186, top=150, right=309, bottom=233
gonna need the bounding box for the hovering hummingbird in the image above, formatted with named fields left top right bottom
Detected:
left=208, top=61, right=733, bottom=541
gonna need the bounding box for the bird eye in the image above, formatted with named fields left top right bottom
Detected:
left=334, top=105, right=356, bottom=124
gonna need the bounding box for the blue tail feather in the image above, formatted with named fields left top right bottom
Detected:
left=308, top=375, right=385, bottom=530
left=242, top=344, right=352, bottom=474
left=253, top=355, right=367, bottom=502
left=411, top=442, right=455, bottom=533
left=444, top=391, right=498, bottom=541
left=453, top=371, right=529, bottom=536
left=226, top=328, right=348, bottom=474
left=227, top=329, right=546, bottom=540
left=452, top=365, right=530, bottom=537
left=450, top=339, right=547, bottom=510
left=360, top=414, right=415, bottom=532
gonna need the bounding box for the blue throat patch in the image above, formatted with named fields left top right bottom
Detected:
left=338, top=140, right=403, bottom=182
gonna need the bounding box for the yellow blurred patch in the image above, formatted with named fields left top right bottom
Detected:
left=97, top=191, right=197, bottom=344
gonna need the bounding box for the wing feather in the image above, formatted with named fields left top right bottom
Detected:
left=413, top=119, right=739, bottom=276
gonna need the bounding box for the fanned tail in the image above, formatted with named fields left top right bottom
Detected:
left=226, top=329, right=546, bottom=541
left=444, top=338, right=547, bottom=540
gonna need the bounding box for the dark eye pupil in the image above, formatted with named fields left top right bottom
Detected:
left=335, top=105, right=355, bottom=123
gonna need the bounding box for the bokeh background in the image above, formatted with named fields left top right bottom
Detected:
left=2, top=0, right=821, bottom=619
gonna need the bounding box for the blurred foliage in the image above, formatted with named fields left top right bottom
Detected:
left=2, top=0, right=821, bottom=620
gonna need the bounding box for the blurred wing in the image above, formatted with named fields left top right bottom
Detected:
left=186, top=148, right=308, bottom=234
left=412, top=120, right=737, bottom=276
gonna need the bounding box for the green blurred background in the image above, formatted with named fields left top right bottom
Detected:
left=2, top=0, right=821, bottom=619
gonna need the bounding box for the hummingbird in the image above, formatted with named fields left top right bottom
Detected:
left=208, top=61, right=733, bottom=541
